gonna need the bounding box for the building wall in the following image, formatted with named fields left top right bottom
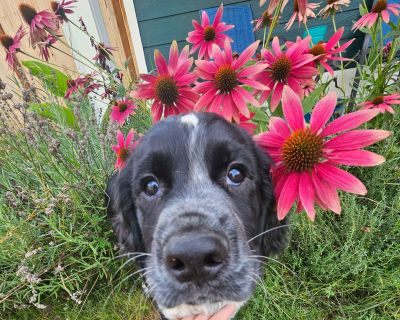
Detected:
left=134, top=0, right=373, bottom=71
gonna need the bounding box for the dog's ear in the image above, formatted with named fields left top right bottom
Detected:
left=255, top=146, right=288, bottom=256
left=105, top=167, right=145, bottom=255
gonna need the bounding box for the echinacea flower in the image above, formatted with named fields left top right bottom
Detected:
left=194, top=39, right=267, bottom=122
left=352, top=0, right=400, bottom=31
left=38, top=35, right=57, bottom=61
left=0, top=26, right=26, bottom=69
left=255, top=86, right=390, bottom=221
left=318, top=0, right=350, bottom=18
left=285, top=0, right=319, bottom=30
left=261, top=0, right=290, bottom=13
left=255, top=36, right=318, bottom=111
left=19, top=3, right=59, bottom=46
left=308, top=27, right=354, bottom=75
left=239, top=113, right=257, bottom=135
left=359, top=93, right=400, bottom=114
left=253, top=9, right=273, bottom=31
left=110, top=97, right=138, bottom=125
left=64, top=73, right=99, bottom=99
left=93, top=43, right=115, bottom=70
left=186, top=4, right=233, bottom=59
left=134, top=41, right=199, bottom=122
left=112, top=129, right=137, bottom=170
left=51, top=0, right=77, bottom=23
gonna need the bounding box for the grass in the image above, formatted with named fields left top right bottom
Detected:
left=2, top=112, right=398, bottom=320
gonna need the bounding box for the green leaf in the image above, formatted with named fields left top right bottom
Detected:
left=302, top=84, right=326, bottom=114
left=359, top=3, right=368, bottom=16
left=384, top=29, right=400, bottom=39
left=29, top=103, right=78, bottom=129
left=22, top=60, right=69, bottom=97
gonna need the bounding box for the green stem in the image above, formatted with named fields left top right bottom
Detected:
left=264, top=0, right=285, bottom=48
left=331, top=14, right=345, bottom=95
left=304, top=23, right=314, bottom=46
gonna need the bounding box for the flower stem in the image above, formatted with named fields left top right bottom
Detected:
left=264, top=0, right=285, bottom=48
left=304, top=23, right=314, bottom=46
left=331, top=14, right=345, bottom=95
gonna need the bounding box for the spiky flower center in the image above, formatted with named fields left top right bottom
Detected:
left=327, top=0, right=338, bottom=5
left=50, top=1, right=59, bottom=13
left=372, top=96, right=384, bottom=105
left=372, top=0, right=387, bottom=13
left=66, top=79, right=76, bottom=88
left=214, top=64, right=238, bottom=93
left=0, top=35, right=14, bottom=50
left=262, top=10, right=272, bottom=27
left=118, top=148, right=130, bottom=162
left=119, top=103, right=128, bottom=112
left=282, top=129, right=323, bottom=172
left=19, top=4, right=38, bottom=25
left=204, top=26, right=216, bottom=41
left=309, top=42, right=326, bottom=56
left=155, top=75, right=179, bottom=105
left=271, top=56, right=292, bottom=82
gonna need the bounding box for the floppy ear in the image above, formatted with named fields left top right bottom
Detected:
left=105, top=167, right=145, bottom=256
left=255, top=146, right=288, bottom=256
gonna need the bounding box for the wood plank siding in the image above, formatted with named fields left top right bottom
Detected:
left=134, top=0, right=373, bottom=71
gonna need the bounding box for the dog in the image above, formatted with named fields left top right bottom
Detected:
left=106, top=112, right=287, bottom=319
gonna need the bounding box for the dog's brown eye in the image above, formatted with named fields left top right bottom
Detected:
left=145, top=179, right=159, bottom=196
left=227, top=167, right=244, bottom=185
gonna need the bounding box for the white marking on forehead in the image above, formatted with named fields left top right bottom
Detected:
left=180, top=113, right=199, bottom=127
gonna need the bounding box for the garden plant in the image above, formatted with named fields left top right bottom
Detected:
left=0, top=0, right=399, bottom=319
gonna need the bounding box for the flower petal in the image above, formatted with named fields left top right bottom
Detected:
left=299, top=172, right=315, bottom=221
left=310, top=92, right=337, bottom=134
left=326, top=149, right=385, bottom=167
left=282, top=85, right=305, bottom=131
left=277, top=172, right=300, bottom=220
left=316, top=163, right=367, bottom=195
left=324, top=130, right=391, bottom=150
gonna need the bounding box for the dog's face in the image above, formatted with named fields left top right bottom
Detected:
left=106, top=113, right=286, bottom=319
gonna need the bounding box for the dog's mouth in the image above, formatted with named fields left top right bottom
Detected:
left=159, top=300, right=244, bottom=320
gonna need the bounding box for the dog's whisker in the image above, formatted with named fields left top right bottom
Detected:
left=248, top=224, right=291, bottom=243
left=113, top=252, right=152, bottom=260
left=112, top=253, right=150, bottom=278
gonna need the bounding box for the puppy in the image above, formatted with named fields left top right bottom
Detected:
left=106, top=112, right=287, bottom=319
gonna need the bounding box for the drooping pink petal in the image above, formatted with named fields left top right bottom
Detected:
left=299, top=172, right=316, bottom=221
left=326, top=150, right=385, bottom=167
left=316, top=163, right=367, bottom=195
left=312, top=170, right=341, bottom=214
left=282, top=86, right=305, bottom=131
left=277, top=172, right=300, bottom=220
left=310, top=92, right=337, bottom=134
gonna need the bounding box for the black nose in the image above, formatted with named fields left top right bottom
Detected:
left=164, top=233, right=228, bottom=282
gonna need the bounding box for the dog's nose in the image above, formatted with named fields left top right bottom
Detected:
left=164, top=233, right=228, bottom=282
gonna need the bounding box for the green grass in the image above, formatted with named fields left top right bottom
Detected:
left=4, top=113, right=398, bottom=320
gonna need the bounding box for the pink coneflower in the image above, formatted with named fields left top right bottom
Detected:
left=318, top=0, right=350, bottom=18
left=261, top=0, right=290, bottom=13
left=0, top=26, right=26, bottom=70
left=186, top=4, right=233, bottom=59
left=193, top=39, right=267, bottom=122
left=285, top=0, right=320, bottom=30
left=352, top=0, right=400, bottom=31
left=255, top=86, right=390, bottom=221
left=359, top=93, right=400, bottom=114
left=134, top=41, right=199, bottom=122
left=38, top=35, right=57, bottom=61
left=255, top=36, right=318, bottom=111
left=110, top=97, right=138, bottom=125
left=112, top=129, right=137, bottom=171
left=308, top=27, right=354, bottom=75
left=253, top=10, right=273, bottom=31
left=64, top=73, right=99, bottom=99
left=19, top=3, right=59, bottom=46
left=93, top=43, right=115, bottom=70
left=51, top=0, right=77, bottom=23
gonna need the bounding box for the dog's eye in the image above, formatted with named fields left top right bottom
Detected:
left=227, top=166, right=245, bottom=185
left=144, top=179, right=159, bottom=196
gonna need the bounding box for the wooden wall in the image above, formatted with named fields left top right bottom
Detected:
left=134, top=0, right=373, bottom=71
left=0, top=0, right=78, bottom=83
left=0, top=0, right=139, bottom=88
